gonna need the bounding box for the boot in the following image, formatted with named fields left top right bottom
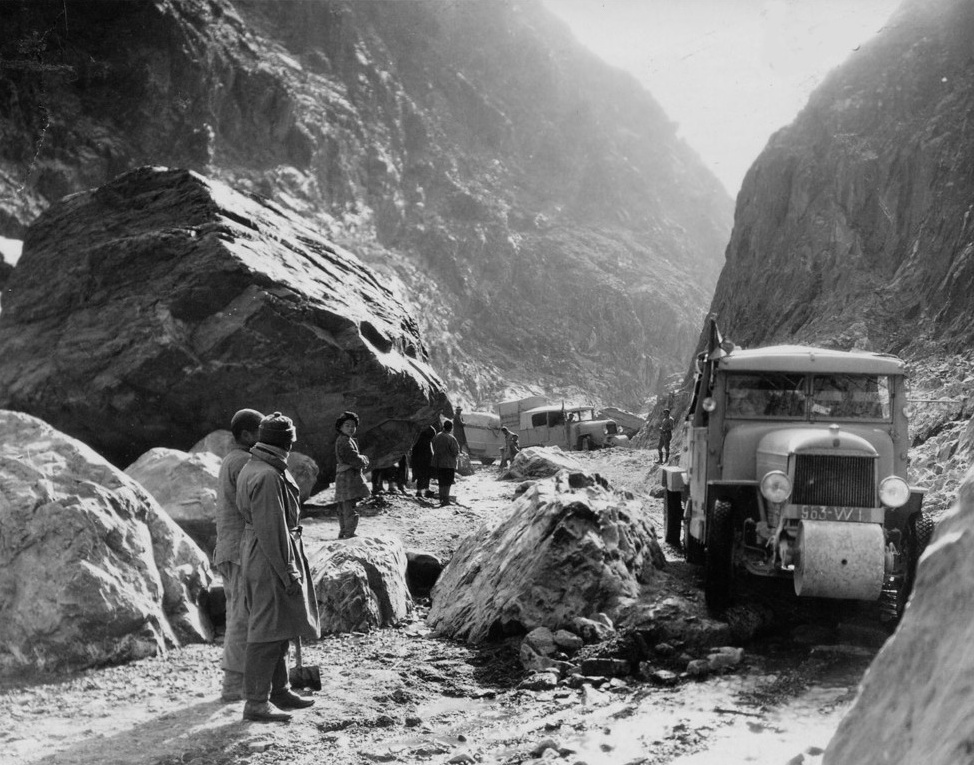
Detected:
left=221, top=670, right=243, bottom=702
left=270, top=689, right=316, bottom=710
left=243, top=700, right=292, bottom=723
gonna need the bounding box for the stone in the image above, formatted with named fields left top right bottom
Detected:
left=568, top=616, right=616, bottom=644
left=648, top=669, right=679, bottom=687
left=519, top=672, right=560, bottom=691
left=0, top=410, right=213, bottom=675
left=553, top=629, right=584, bottom=653
left=124, top=448, right=222, bottom=552
left=578, top=658, right=630, bottom=678
left=427, top=470, right=664, bottom=642
left=405, top=550, right=443, bottom=599
left=707, top=646, right=744, bottom=670
left=686, top=660, right=710, bottom=678
left=0, top=168, right=448, bottom=481
left=310, top=536, right=410, bottom=634
left=524, top=627, right=557, bottom=656
left=824, top=464, right=974, bottom=764
left=506, top=447, right=583, bottom=480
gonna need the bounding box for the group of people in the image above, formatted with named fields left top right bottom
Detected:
left=215, top=408, right=467, bottom=723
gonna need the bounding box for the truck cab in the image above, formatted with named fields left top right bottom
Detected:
left=519, top=405, right=630, bottom=451
left=662, top=337, right=931, bottom=618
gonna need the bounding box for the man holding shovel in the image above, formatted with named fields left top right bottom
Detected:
left=214, top=408, right=263, bottom=702
left=237, top=412, right=320, bottom=723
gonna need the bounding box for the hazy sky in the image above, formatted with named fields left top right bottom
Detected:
left=543, top=0, right=900, bottom=196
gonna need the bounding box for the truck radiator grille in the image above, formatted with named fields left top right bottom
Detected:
left=792, top=454, right=875, bottom=507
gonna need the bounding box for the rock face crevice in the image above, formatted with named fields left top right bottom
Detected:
left=0, top=0, right=732, bottom=410
left=0, top=167, right=448, bottom=478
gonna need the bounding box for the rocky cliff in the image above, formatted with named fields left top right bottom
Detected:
left=0, top=0, right=732, bottom=412
left=708, top=0, right=974, bottom=358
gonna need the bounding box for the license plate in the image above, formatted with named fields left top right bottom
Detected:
left=799, top=505, right=869, bottom=522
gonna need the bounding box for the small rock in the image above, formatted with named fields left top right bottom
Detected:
left=553, top=629, right=584, bottom=653
left=248, top=741, right=274, bottom=753
left=525, top=627, right=558, bottom=656
left=530, top=738, right=563, bottom=757
left=654, top=642, right=676, bottom=657
left=404, top=716, right=422, bottom=727
left=686, top=659, right=710, bottom=677
left=581, top=684, right=608, bottom=706
left=707, top=646, right=744, bottom=670
left=448, top=755, right=476, bottom=764
left=519, top=671, right=560, bottom=691
left=579, top=658, right=630, bottom=677
left=648, top=669, right=679, bottom=687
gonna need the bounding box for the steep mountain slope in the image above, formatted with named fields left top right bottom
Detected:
left=708, top=0, right=974, bottom=357
left=0, top=0, right=732, bottom=411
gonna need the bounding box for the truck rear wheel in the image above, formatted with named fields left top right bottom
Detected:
left=664, top=490, right=683, bottom=546
left=704, top=500, right=735, bottom=612
left=480, top=457, right=495, bottom=466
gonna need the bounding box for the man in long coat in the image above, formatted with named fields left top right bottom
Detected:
left=214, top=407, right=263, bottom=702
left=237, top=412, right=320, bottom=723
left=431, top=419, right=461, bottom=507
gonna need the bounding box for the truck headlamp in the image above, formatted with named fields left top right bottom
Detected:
left=702, top=397, right=717, bottom=412
left=879, top=476, right=910, bottom=508
left=760, top=471, right=792, bottom=504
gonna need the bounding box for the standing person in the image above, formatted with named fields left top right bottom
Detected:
left=498, top=426, right=517, bottom=469
left=411, top=425, right=436, bottom=499
left=214, top=408, right=264, bottom=702
left=453, top=406, right=469, bottom=452
left=237, top=412, right=319, bottom=723
left=431, top=419, right=460, bottom=507
left=334, top=411, right=370, bottom=539
left=658, top=408, right=676, bottom=464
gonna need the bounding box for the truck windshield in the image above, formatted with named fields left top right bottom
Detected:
left=726, top=373, right=806, bottom=418
left=725, top=372, right=893, bottom=421
left=810, top=374, right=891, bottom=420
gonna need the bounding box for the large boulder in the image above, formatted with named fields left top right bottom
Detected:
left=309, top=536, right=410, bottom=634
left=427, top=470, right=664, bottom=643
left=189, top=429, right=320, bottom=500
left=506, top=446, right=584, bottom=479
left=823, top=466, right=973, bottom=764
left=0, top=167, right=448, bottom=481
left=0, top=410, right=213, bottom=675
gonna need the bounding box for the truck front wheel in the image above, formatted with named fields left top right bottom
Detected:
left=704, top=500, right=735, bottom=612
left=895, top=511, right=935, bottom=619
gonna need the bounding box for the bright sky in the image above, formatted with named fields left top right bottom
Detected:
left=543, top=0, right=900, bottom=196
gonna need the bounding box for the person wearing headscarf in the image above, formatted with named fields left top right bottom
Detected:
left=214, top=407, right=263, bottom=702
left=237, top=412, right=319, bottom=723
left=334, top=411, right=371, bottom=538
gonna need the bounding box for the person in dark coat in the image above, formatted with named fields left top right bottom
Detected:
left=453, top=406, right=469, bottom=452
left=334, top=411, right=370, bottom=538
left=214, top=407, right=263, bottom=702
left=431, top=419, right=461, bottom=507
left=237, top=412, right=320, bottom=723
left=657, top=408, right=676, bottom=464
left=410, top=425, right=437, bottom=499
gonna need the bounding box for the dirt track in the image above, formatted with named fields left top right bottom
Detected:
left=1, top=449, right=880, bottom=765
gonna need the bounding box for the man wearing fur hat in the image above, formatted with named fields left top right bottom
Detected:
left=236, top=412, right=320, bottom=723
left=214, top=408, right=263, bottom=702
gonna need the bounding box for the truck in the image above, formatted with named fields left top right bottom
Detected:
left=499, top=397, right=630, bottom=451
left=461, top=410, right=506, bottom=465
left=662, top=324, right=932, bottom=619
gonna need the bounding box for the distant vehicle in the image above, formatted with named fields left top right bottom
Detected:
left=661, top=322, right=932, bottom=620
left=515, top=403, right=630, bottom=451
left=461, top=411, right=506, bottom=465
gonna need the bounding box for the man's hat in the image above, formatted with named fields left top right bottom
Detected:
left=259, top=412, right=296, bottom=447
left=230, top=408, right=264, bottom=434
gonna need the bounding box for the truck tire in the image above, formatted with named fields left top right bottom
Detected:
left=664, top=490, right=683, bottom=546
left=480, top=457, right=495, bottom=466
left=895, top=511, right=935, bottom=619
left=704, top=500, right=735, bottom=612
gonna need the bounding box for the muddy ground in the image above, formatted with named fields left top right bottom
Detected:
left=2, top=449, right=888, bottom=765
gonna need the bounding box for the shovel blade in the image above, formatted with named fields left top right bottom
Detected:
left=289, top=665, right=322, bottom=692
